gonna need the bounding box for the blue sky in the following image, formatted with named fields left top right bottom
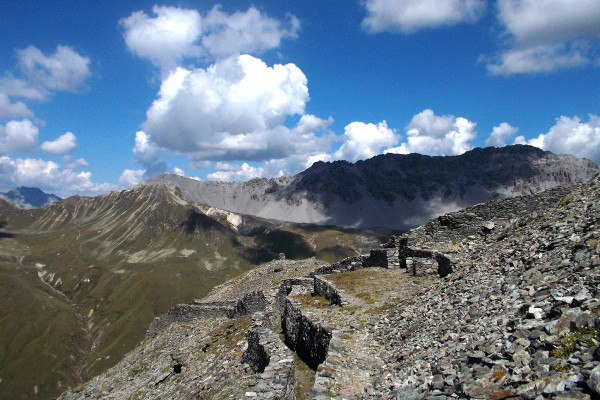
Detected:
left=1, top=0, right=599, bottom=197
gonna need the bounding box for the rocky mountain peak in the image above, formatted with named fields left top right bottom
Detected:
left=0, top=186, right=61, bottom=209
left=147, top=145, right=599, bottom=230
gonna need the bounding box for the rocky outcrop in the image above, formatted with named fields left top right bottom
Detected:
left=370, top=176, right=600, bottom=399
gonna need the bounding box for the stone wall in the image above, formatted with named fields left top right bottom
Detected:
left=310, top=330, right=346, bottom=399
left=243, top=312, right=296, bottom=399
left=227, top=291, right=267, bottom=319
left=381, top=237, right=401, bottom=269
left=146, top=302, right=233, bottom=337
left=147, top=291, right=268, bottom=337
left=281, top=298, right=332, bottom=370
left=307, top=237, right=453, bottom=280
left=394, top=237, right=454, bottom=278
left=406, top=257, right=438, bottom=276
left=363, top=249, right=388, bottom=268
left=313, top=275, right=347, bottom=307
left=275, top=277, right=314, bottom=311
left=310, top=255, right=365, bottom=276
left=310, top=249, right=390, bottom=277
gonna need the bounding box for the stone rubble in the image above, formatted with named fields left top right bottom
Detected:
left=369, top=178, right=600, bottom=399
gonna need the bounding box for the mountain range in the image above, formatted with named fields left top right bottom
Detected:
left=148, top=145, right=599, bottom=230
left=0, top=145, right=599, bottom=399
left=0, top=187, right=61, bottom=209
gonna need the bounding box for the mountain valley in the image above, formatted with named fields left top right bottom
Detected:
left=0, top=184, right=384, bottom=400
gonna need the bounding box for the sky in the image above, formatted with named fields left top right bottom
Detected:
left=1, top=0, right=600, bottom=197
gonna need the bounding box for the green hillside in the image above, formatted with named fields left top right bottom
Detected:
left=0, top=184, right=386, bottom=400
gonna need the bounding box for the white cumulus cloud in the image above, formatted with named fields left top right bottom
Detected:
left=122, top=6, right=309, bottom=181
left=0, top=119, right=38, bottom=153
left=0, top=156, right=113, bottom=197
left=142, top=55, right=331, bottom=163
left=486, top=43, right=589, bottom=75
left=514, top=115, right=600, bottom=163
left=207, top=162, right=264, bottom=182
left=305, top=153, right=332, bottom=169
left=63, top=156, right=89, bottom=170
left=121, top=5, right=299, bottom=74
left=334, top=121, right=399, bottom=162
left=498, top=0, right=600, bottom=44
left=385, top=109, right=476, bottom=155
left=486, top=0, right=600, bottom=75
left=132, top=130, right=168, bottom=179
left=362, top=0, right=485, bottom=33
left=133, top=130, right=160, bottom=162
left=486, top=122, right=518, bottom=147
left=0, top=94, right=32, bottom=119
left=201, top=5, right=299, bottom=59
left=172, top=167, right=185, bottom=176
left=120, top=6, right=202, bottom=73
left=0, top=45, right=91, bottom=100
left=119, top=168, right=146, bottom=187
left=40, top=131, right=77, bottom=155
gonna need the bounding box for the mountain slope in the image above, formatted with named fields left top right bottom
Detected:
left=57, top=175, right=600, bottom=400
left=148, top=145, right=599, bottom=230
left=0, top=187, right=61, bottom=209
left=0, top=185, right=384, bottom=400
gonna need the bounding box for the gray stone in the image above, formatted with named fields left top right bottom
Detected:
left=482, top=221, right=495, bottom=231
left=587, top=365, right=600, bottom=395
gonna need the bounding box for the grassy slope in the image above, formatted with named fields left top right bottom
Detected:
left=0, top=185, right=386, bottom=400
left=0, top=261, right=89, bottom=400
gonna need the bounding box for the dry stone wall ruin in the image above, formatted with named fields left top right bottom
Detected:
left=143, top=234, right=454, bottom=398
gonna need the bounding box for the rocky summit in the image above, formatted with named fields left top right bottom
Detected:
left=0, top=186, right=61, bottom=209
left=58, top=174, right=600, bottom=399
left=147, top=145, right=599, bottom=230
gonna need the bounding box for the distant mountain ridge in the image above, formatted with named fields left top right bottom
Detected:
left=0, top=186, right=61, bottom=209
left=147, top=145, right=599, bottom=230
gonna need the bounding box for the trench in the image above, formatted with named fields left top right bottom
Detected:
left=243, top=242, right=454, bottom=397
left=281, top=296, right=332, bottom=371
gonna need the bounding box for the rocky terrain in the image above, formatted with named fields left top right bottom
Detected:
left=0, top=186, right=61, bottom=209
left=57, top=174, right=600, bottom=399
left=0, top=184, right=383, bottom=400
left=148, top=145, right=599, bottom=230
